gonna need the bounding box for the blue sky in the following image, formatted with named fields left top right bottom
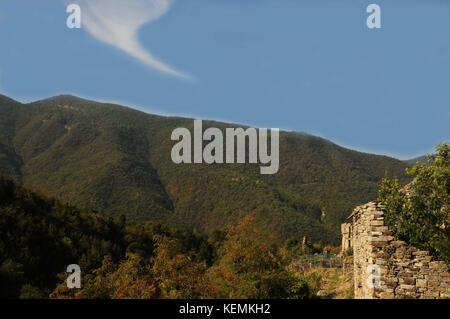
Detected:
left=0, top=0, right=449, bottom=159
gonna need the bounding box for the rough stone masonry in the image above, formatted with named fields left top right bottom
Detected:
left=342, top=201, right=450, bottom=299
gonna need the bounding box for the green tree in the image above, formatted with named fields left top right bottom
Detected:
left=51, top=254, right=157, bottom=299
left=379, top=143, right=450, bottom=262
left=206, top=214, right=319, bottom=299
left=151, top=236, right=208, bottom=298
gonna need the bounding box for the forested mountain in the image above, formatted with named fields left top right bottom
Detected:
left=0, top=94, right=410, bottom=243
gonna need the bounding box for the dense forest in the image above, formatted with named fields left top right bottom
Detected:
left=0, top=94, right=410, bottom=244
left=0, top=177, right=322, bottom=299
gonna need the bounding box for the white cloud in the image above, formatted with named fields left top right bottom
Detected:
left=79, top=0, right=190, bottom=80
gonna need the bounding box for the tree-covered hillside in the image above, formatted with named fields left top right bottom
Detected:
left=0, top=94, right=410, bottom=243
left=0, top=176, right=128, bottom=298
left=0, top=177, right=320, bottom=299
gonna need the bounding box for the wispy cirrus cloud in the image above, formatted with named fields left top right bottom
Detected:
left=79, top=0, right=190, bottom=80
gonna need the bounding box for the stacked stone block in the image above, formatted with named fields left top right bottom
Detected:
left=343, top=201, right=450, bottom=299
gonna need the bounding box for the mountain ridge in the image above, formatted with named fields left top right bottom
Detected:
left=404, top=155, right=428, bottom=166
left=0, top=94, right=410, bottom=244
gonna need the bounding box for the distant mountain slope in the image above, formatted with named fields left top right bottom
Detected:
left=404, top=155, right=429, bottom=166
left=0, top=94, right=410, bottom=243
left=0, top=95, right=23, bottom=182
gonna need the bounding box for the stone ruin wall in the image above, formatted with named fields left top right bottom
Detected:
left=342, top=201, right=450, bottom=299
